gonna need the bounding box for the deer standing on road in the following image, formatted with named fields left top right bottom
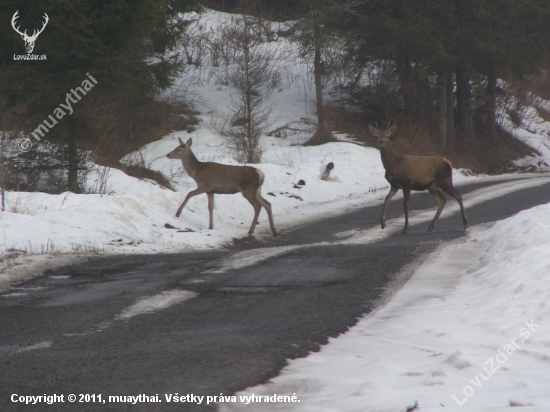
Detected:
left=166, top=137, right=276, bottom=237
left=369, top=123, right=469, bottom=234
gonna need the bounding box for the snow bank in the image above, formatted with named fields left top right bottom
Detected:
left=221, top=203, right=550, bottom=411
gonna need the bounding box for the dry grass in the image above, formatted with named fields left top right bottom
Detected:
left=322, top=102, right=536, bottom=175
left=121, top=164, right=174, bottom=190
left=324, top=102, right=371, bottom=143
left=87, top=95, right=199, bottom=190
left=536, top=107, right=550, bottom=122
left=90, top=98, right=199, bottom=165
left=303, top=121, right=338, bottom=146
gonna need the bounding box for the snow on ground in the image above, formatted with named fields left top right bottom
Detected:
left=1, top=9, right=375, bottom=265
left=220, top=203, right=550, bottom=412
left=0, top=129, right=393, bottom=292
left=498, top=81, right=550, bottom=171
left=0, top=131, right=388, bottom=256
left=3, top=122, right=531, bottom=293
left=175, top=9, right=315, bottom=142
left=0, top=8, right=550, bottom=410
left=2, top=8, right=550, bottom=293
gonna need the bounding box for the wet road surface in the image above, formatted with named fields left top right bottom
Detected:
left=2, top=175, right=550, bottom=411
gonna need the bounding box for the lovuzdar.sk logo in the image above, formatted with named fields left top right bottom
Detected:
left=11, top=10, right=48, bottom=61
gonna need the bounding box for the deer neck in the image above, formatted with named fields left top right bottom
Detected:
left=181, top=150, right=203, bottom=178
left=380, top=142, right=401, bottom=173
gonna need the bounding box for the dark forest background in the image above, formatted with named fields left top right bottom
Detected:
left=2, top=0, right=550, bottom=194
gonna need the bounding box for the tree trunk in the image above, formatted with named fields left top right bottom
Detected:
left=486, top=60, right=498, bottom=140
left=245, top=45, right=254, bottom=163
left=446, top=71, right=455, bottom=150
left=313, top=21, right=324, bottom=126
left=438, top=70, right=448, bottom=150
left=67, top=131, right=80, bottom=193
left=395, top=53, right=414, bottom=124
left=456, top=57, right=473, bottom=140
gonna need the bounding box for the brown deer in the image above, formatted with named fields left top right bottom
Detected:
left=166, top=137, right=276, bottom=237
left=369, top=123, right=469, bottom=234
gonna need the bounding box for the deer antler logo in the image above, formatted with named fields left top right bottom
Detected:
left=11, top=11, right=49, bottom=54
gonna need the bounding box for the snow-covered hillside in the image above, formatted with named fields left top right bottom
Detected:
left=498, top=80, right=550, bottom=171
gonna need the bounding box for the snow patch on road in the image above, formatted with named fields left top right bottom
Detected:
left=115, top=289, right=198, bottom=321
left=17, top=341, right=54, bottom=353
left=63, top=290, right=198, bottom=338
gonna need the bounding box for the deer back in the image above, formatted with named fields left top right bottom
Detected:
left=193, top=162, right=261, bottom=194
left=167, top=137, right=262, bottom=194
left=382, top=144, right=452, bottom=189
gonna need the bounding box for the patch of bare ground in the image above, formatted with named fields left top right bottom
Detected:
left=303, top=120, right=338, bottom=146
left=322, top=102, right=536, bottom=175
left=90, top=99, right=199, bottom=189
left=0, top=253, right=90, bottom=293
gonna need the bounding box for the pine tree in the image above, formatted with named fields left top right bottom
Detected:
left=0, top=0, right=195, bottom=193
left=292, top=0, right=352, bottom=144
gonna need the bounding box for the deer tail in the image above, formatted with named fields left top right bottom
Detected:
left=255, top=169, right=265, bottom=186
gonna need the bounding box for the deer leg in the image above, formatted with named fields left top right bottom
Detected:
left=176, top=187, right=208, bottom=217
left=207, top=192, right=214, bottom=229
left=427, top=183, right=447, bottom=232
left=441, top=185, right=469, bottom=229
left=240, top=189, right=262, bottom=235
left=402, top=187, right=411, bottom=234
left=381, top=186, right=399, bottom=229
left=256, top=192, right=277, bottom=237
left=247, top=199, right=262, bottom=236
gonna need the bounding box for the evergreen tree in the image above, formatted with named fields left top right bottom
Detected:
left=0, top=0, right=195, bottom=193
left=453, top=0, right=550, bottom=140
left=291, top=0, right=353, bottom=144
left=347, top=0, right=550, bottom=144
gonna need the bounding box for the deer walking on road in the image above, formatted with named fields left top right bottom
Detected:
left=369, top=123, right=469, bottom=234
left=166, top=137, right=276, bottom=237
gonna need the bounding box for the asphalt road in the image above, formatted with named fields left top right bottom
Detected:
left=1, top=175, right=550, bottom=412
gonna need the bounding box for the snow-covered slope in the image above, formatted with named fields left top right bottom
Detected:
left=498, top=81, right=550, bottom=171
left=221, top=202, right=550, bottom=412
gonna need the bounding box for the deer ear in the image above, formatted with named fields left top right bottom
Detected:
left=388, top=124, right=396, bottom=136
left=368, top=125, right=377, bottom=136
left=178, top=137, right=184, bottom=145
left=186, top=138, right=192, bottom=147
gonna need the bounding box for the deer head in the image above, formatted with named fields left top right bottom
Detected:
left=12, top=11, right=49, bottom=54
left=166, top=137, right=192, bottom=159
left=368, top=122, right=396, bottom=148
